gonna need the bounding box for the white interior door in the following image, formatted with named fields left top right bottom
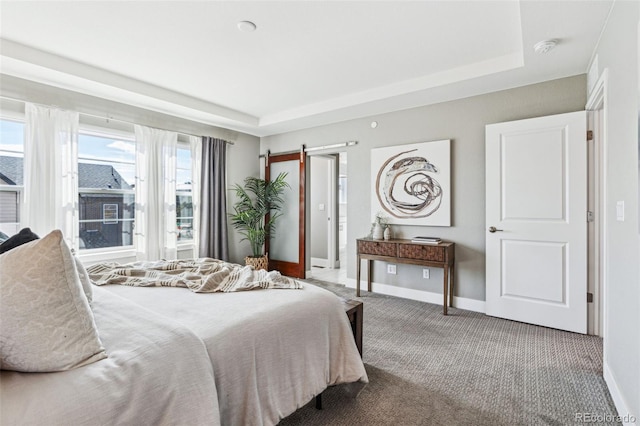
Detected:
left=485, top=111, right=587, bottom=334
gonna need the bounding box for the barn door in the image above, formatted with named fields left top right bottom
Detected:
left=266, top=150, right=305, bottom=278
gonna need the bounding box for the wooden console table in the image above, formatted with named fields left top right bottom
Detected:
left=356, top=238, right=455, bottom=315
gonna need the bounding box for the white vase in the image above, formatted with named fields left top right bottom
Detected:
left=372, top=222, right=384, bottom=240
left=383, top=226, right=391, bottom=240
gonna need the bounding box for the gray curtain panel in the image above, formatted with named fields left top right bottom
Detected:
left=199, top=137, right=229, bottom=260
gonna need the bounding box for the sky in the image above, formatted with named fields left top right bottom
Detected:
left=0, top=119, right=23, bottom=155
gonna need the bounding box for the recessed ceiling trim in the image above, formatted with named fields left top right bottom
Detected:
left=259, top=51, right=524, bottom=127
left=0, top=38, right=258, bottom=127
left=1, top=36, right=524, bottom=134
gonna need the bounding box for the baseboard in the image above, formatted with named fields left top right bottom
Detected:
left=603, top=362, right=638, bottom=425
left=310, top=257, right=329, bottom=268
left=345, top=278, right=485, bottom=313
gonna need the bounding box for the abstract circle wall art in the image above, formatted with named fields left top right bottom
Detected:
left=371, top=139, right=451, bottom=226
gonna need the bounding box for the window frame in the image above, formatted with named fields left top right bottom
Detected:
left=176, top=141, right=195, bottom=250
left=0, top=115, right=25, bottom=237
left=77, top=127, right=137, bottom=255
left=0, top=114, right=199, bottom=260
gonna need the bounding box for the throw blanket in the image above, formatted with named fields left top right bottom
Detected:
left=86, top=258, right=302, bottom=293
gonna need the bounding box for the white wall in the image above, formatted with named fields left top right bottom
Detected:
left=589, top=1, right=640, bottom=421
left=262, top=75, right=586, bottom=304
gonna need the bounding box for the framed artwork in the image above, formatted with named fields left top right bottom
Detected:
left=371, top=139, right=451, bottom=226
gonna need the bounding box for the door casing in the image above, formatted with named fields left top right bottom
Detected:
left=585, top=69, right=608, bottom=337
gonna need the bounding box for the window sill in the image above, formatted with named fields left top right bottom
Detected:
left=77, top=247, right=137, bottom=265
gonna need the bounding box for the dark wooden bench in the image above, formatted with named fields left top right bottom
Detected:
left=316, top=298, right=363, bottom=410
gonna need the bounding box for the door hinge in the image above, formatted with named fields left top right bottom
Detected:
left=587, top=211, right=594, bottom=222
left=587, top=292, right=594, bottom=303
left=587, top=130, right=593, bottom=141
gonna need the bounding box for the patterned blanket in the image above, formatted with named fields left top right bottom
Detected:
left=86, top=258, right=302, bottom=293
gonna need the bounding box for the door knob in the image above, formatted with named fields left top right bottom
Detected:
left=488, top=226, right=503, bottom=233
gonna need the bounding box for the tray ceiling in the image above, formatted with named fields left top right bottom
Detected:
left=0, top=1, right=613, bottom=136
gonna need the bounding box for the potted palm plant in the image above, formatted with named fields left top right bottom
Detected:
left=229, top=173, right=290, bottom=270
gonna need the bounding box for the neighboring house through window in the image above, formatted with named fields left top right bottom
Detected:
left=1, top=117, right=197, bottom=255
left=78, top=132, right=135, bottom=250
left=0, top=119, right=24, bottom=237
left=176, top=145, right=193, bottom=243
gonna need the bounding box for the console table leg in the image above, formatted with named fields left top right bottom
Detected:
left=449, top=264, right=454, bottom=308
left=367, top=259, right=372, bottom=293
left=443, top=266, right=449, bottom=315
left=356, top=256, right=361, bottom=297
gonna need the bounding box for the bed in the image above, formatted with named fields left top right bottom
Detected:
left=102, top=281, right=367, bottom=425
left=0, top=287, right=221, bottom=425
left=0, top=232, right=367, bottom=426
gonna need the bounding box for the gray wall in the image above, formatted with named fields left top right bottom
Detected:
left=0, top=75, right=261, bottom=265
left=261, top=75, right=587, bottom=302
left=226, top=146, right=262, bottom=265
left=591, top=1, right=639, bottom=419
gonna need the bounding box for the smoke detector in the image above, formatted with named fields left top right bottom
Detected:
left=533, top=39, right=558, bottom=54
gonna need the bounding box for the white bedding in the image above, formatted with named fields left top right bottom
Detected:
left=0, top=287, right=220, bottom=426
left=103, top=282, right=368, bottom=426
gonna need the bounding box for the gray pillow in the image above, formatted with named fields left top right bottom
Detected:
left=0, top=227, right=39, bottom=254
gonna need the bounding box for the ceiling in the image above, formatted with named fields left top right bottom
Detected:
left=0, top=1, right=613, bottom=137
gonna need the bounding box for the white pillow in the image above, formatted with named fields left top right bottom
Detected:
left=74, top=255, right=93, bottom=304
left=0, top=230, right=107, bottom=372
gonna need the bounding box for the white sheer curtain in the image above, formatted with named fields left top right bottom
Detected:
left=23, top=103, right=79, bottom=249
left=189, top=135, right=202, bottom=259
left=134, top=125, right=177, bottom=260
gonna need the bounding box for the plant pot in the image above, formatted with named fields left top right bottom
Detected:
left=245, top=255, right=268, bottom=271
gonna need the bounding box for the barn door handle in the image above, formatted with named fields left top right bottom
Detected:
left=488, top=226, right=503, bottom=233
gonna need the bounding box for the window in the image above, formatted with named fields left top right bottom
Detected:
left=78, top=132, right=135, bottom=250
left=176, top=146, right=193, bottom=242
left=0, top=119, right=24, bottom=237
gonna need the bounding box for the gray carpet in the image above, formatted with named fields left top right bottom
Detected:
left=280, top=279, right=620, bottom=425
